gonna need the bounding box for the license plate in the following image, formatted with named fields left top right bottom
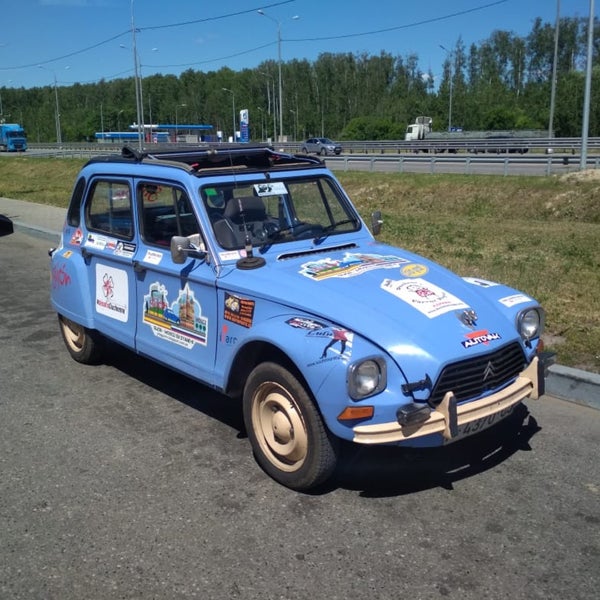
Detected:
left=451, top=404, right=517, bottom=442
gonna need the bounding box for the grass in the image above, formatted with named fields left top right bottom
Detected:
left=1, top=156, right=599, bottom=373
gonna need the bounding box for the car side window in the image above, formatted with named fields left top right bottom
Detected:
left=139, top=182, right=201, bottom=247
left=85, top=179, right=133, bottom=239
left=67, top=176, right=86, bottom=227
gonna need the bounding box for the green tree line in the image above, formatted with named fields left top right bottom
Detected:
left=1, top=15, right=598, bottom=142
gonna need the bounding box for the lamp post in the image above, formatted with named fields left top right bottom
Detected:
left=289, top=109, right=297, bottom=142
left=117, top=109, right=124, bottom=140
left=38, top=65, right=69, bottom=144
left=257, top=107, right=265, bottom=141
left=175, top=103, right=186, bottom=141
left=439, top=44, right=453, bottom=132
left=222, top=88, right=236, bottom=142
left=257, top=10, right=299, bottom=142
left=259, top=71, right=277, bottom=142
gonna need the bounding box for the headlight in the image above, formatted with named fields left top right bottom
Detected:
left=347, top=357, right=387, bottom=400
left=517, top=307, right=544, bottom=341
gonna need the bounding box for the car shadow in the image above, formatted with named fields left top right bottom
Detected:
left=101, top=342, right=541, bottom=497
left=102, top=341, right=245, bottom=435
left=331, top=404, right=541, bottom=497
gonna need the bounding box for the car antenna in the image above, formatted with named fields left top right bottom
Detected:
left=235, top=195, right=266, bottom=270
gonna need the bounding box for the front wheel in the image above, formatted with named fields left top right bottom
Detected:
left=58, top=314, right=103, bottom=364
left=243, top=362, right=339, bottom=490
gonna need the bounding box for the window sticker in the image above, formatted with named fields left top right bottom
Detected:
left=142, top=282, right=208, bottom=348
left=300, top=253, right=409, bottom=281
left=254, top=181, right=287, bottom=196
left=95, top=264, right=129, bottom=322
left=381, top=277, right=469, bottom=319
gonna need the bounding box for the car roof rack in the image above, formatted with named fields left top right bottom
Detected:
left=120, top=143, right=325, bottom=172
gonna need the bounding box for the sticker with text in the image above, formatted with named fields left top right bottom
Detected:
left=143, top=282, right=208, bottom=348
left=381, top=277, right=469, bottom=318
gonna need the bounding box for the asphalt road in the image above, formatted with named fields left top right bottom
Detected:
left=1, top=230, right=599, bottom=600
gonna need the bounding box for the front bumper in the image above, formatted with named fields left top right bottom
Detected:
left=352, top=355, right=551, bottom=445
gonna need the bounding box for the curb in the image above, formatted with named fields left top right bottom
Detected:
left=546, top=365, right=600, bottom=411
left=2, top=198, right=599, bottom=411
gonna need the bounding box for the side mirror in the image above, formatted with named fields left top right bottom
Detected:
left=170, top=235, right=208, bottom=264
left=371, top=211, right=383, bottom=236
left=170, top=236, right=189, bottom=264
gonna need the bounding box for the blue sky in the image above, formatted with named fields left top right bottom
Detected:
left=0, top=0, right=596, bottom=90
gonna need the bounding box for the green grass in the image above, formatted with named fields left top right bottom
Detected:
left=1, top=157, right=599, bottom=372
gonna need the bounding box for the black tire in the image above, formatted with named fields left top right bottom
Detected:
left=243, top=362, right=339, bottom=490
left=57, top=314, right=103, bottom=364
left=301, top=147, right=308, bottom=154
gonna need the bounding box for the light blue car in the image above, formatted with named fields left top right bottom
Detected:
left=50, top=144, right=554, bottom=490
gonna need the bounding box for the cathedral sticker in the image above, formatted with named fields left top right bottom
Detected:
left=142, top=282, right=208, bottom=348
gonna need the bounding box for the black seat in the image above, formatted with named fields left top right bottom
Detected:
left=213, top=196, right=268, bottom=249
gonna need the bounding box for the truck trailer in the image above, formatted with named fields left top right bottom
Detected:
left=404, top=116, right=547, bottom=154
left=0, top=123, right=27, bottom=152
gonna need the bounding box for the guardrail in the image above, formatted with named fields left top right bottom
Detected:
left=324, top=153, right=600, bottom=176
left=21, top=141, right=600, bottom=176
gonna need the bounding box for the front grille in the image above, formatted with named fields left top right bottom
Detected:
left=429, top=342, right=526, bottom=406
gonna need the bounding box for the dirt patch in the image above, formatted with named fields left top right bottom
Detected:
left=560, top=168, right=600, bottom=182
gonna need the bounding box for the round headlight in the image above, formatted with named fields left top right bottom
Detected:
left=348, top=357, right=387, bottom=400
left=518, top=308, right=543, bottom=340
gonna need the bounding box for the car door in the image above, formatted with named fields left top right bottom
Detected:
left=132, top=179, right=218, bottom=385
left=82, top=176, right=137, bottom=349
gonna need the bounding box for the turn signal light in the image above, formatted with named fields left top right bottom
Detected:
left=338, top=406, right=374, bottom=421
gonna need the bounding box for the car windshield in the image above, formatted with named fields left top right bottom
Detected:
left=201, top=175, right=361, bottom=250
left=319, top=138, right=334, bottom=144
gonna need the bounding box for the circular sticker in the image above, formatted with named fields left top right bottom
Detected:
left=401, top=263, right=428, bottom=278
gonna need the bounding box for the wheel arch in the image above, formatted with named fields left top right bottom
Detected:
left=225, top=340, right=311, bottom=401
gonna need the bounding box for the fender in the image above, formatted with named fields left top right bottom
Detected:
left=50, top=247, right=95, bottom=328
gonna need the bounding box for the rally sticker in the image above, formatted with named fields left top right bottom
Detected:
left=461, top=329, right=502, bottom=349
left=463, top=277, right=499, bottom=288
left=143, top=282, right=208, bottom=348
left=300, top=253, right=409, bottom=280
left=95, top=264, right=129, bottom=322
left=143, top=249, right=163, bottom=265
left=499, top=293, right=532, bottom=308
left=381, top=277, right=469, bottom=318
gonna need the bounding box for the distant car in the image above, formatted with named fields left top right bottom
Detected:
left=301, top=137, right=342, bottom=156
left=50, top=143, right=553, bottom=491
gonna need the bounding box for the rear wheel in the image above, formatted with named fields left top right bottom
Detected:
left=243, top=362, right=339, bottom=490
left=57, top=314, right=103, bottom=364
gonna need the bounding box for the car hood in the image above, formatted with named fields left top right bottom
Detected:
left=221, top=241, right=533, bottom=389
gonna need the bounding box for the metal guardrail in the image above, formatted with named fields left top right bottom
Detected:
left=18, top=141, right=600, bottom=176
left=324, top=153, right=600, bottom=176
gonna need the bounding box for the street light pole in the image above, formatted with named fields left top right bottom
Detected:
left=129, top=0, right=143, bottom=150
left=439, top=44, right=453, bottom=132
left=258, top=10, right=298, bottom=142
left=38, top=65, right=68, bottom=144
left=222, top=88, right=235, bottom=142
left=175, top=103, right=186, bottom=141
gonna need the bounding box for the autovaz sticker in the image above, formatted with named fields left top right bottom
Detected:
left=143, top=282, right=208, bottom=348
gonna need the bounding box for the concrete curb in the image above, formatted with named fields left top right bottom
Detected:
left=2, top=197, right=599, bottom=411
left=546, top=365, right=600, bottom=411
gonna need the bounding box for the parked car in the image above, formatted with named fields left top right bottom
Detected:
left=301, top=137, right=342, bottom=156
left=50, top=144, right=553, bottom=490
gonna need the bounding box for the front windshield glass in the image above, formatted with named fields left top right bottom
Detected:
left=201, top=176, right=360, bottom=250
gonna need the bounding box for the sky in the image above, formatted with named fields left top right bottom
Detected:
left=0, top=0, right=596, bottom=90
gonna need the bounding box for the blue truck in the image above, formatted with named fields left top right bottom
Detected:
left=0, top=123, right=27, bottom=152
